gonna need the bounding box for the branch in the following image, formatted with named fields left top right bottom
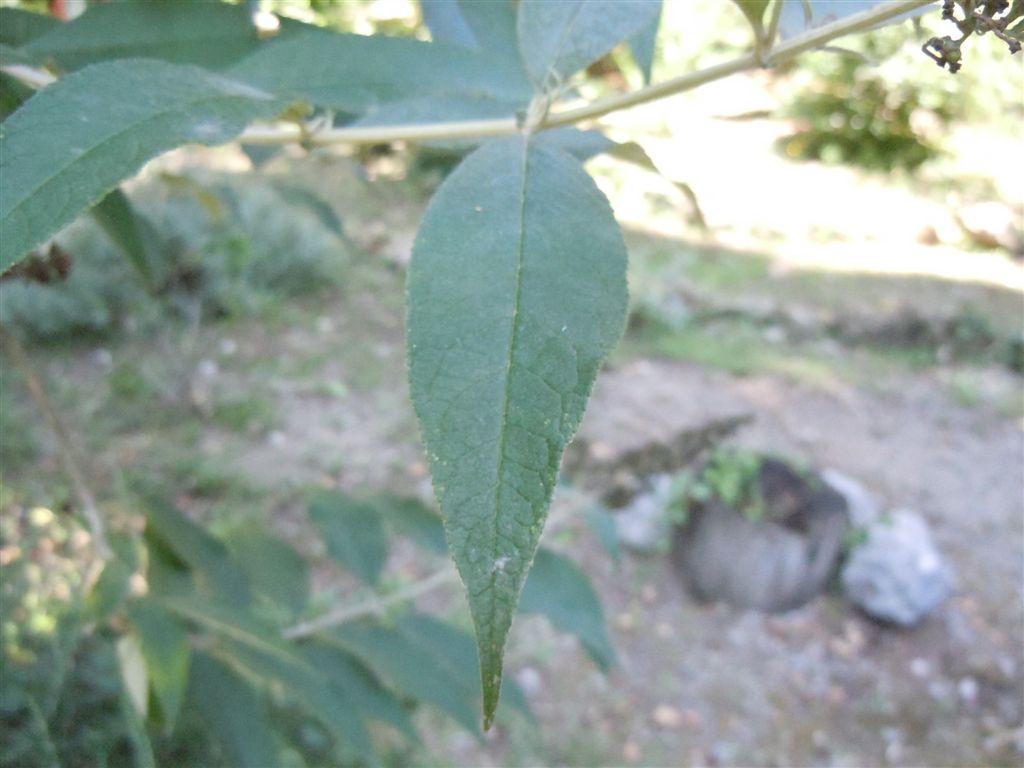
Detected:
left=282, top=567, right=457, bottom=640
left=2, top=0, right=936, bottom=148
left=546, top=0, right=935, bottom=128
left=0, top=325, right=111, bottom=559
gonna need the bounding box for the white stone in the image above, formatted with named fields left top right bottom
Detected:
left=841, top=509, right=955, bottom=627
left=614, top=474, right=674, bottom=553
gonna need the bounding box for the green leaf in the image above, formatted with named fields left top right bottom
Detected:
left=420, top=0, right=478, bottom=47
left=542, top=127, right=616, bottom=161
left=0, top=58, right=286, bottom=274
left=89, top=189, right=159, bottom=287
left=229, top=30, right=530, bottom=114
left=0, top=72, right=34, bottom=123
left=407, top=135, right=628, bottom=728
left=777, top=1, right=926, bottom=37
left=420, top=0, right=527, bottom=89
left=332, top=618, right=483, bottom=736
left=731, top=0, right=771, bottom=38
left=224, top=528, right=310, bottom=618
left=301, top=643, right=418, bottom=742
left=85, top=541, right=134, bottom=620
left=159, top=595, right=291, bottom=662
left=353, top=93, right=521, bottom=128
left=520, top=548, right=616, bottom=670
left=629, top=2, right=662, bottom=84
left=211, top=637, right=378, bottom=765
left=395, top=613, right=533, bottom=722
left=0, top=8, right=57, bottom=49
left=517, top=0, right=662, bottom=91
left=188, top=652, right=281, bottom=768
left=308, top=491, right=388, bottom=585
left=117, top=648, right=158, bottom=768
left=272, top=184, right=347, bottom=242
left=372, top=495, right=448, bottom=555
left=161, top=592, right=385, bottom=761
left=22, top=2, right=312, bottom=72
left=128, top=601, right=190, bottom=733
left=138, top=490, right=251, bottom=606
left=586, top=504, right=621, bottom=565
left=605, top=140, right=709, bottom=230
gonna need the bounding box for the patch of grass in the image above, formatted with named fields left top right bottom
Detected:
left=621, top=312, right=822, bottom=377
left=686, top=249, right=771, bottom=290
left=211, top=396, right=275, bottom=434
left=0, top=379, right=37, bottom=473
left=107, top=361, right=152, bottom=402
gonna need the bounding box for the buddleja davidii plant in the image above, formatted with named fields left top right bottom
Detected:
left=0, top=0, right=963, bottom=731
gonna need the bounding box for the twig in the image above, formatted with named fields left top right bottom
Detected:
left=764, top=0, right=787, bottom=53
left=0, top=325, right=111, bottom=559
left=547, top=0, right=935, bottom=128
left=283, top=567, right=457, bottom=639
left=282, top=490, right=593, bottom=640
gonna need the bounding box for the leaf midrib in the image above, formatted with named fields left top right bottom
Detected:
left=487, top=137, right=532, bottom=605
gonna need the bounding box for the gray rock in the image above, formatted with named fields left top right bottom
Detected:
left=822, top=468, right=882, bottom=526
left=614, top=474, right=673, bottom=553
left=841, top=509, right=955, bottom=627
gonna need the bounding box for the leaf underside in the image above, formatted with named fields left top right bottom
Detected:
left=407, top=135, right=628, bottom=728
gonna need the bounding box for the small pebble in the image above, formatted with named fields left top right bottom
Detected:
left=957, top=676, right=979, bottom=705
left=514, top=666, right=542, bottom=697
left=641, top=583, right=658, bottom=605
left=615, top=612, right=635, bottom=631
left=652, top=704, right=684, bottom=729
left=621, top=741, right=642, bottom=763
left=909, top=657, right=931, bottom=678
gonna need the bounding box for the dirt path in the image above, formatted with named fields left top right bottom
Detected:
left=435, top=359, right=1022, bottom=767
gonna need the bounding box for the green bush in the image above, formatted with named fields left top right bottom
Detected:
left=778, top=33, right=956, bottom=170
left=0, top=174, right=347, bottom=341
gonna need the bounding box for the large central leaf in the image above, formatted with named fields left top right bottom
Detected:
left=406, top=135, right=627, bottom=727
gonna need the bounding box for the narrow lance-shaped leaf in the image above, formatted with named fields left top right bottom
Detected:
left=0, top=7, right=57, bottom=48
left=188, top=652, right=281, bottom=768
left=308, top=491, right=388, bottom=585
left=0, top=59, right=286, bottom=274
left=407, top=135, right=628, bottom=728
left=777, top=0, right=930, bottom=37
left=229, top=30, right=531, bottom=115
left=0, top=65, right=159, bottom=286
left=90, top=189, right=160, bottom=287
left=517, top=0, right=662, bottom=92
left=731, top=0, right=771, bottom=40
left=520, top=548, right=617, bottom=670
left=420, top=0, right=528, bottom=89
left=420, top=0, right=478, bottom=47
left=21, top=2, right=314, bottom=72
left=127, top=601, right=190, bottom=733
left=629, top=2, right=663, bottom=84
